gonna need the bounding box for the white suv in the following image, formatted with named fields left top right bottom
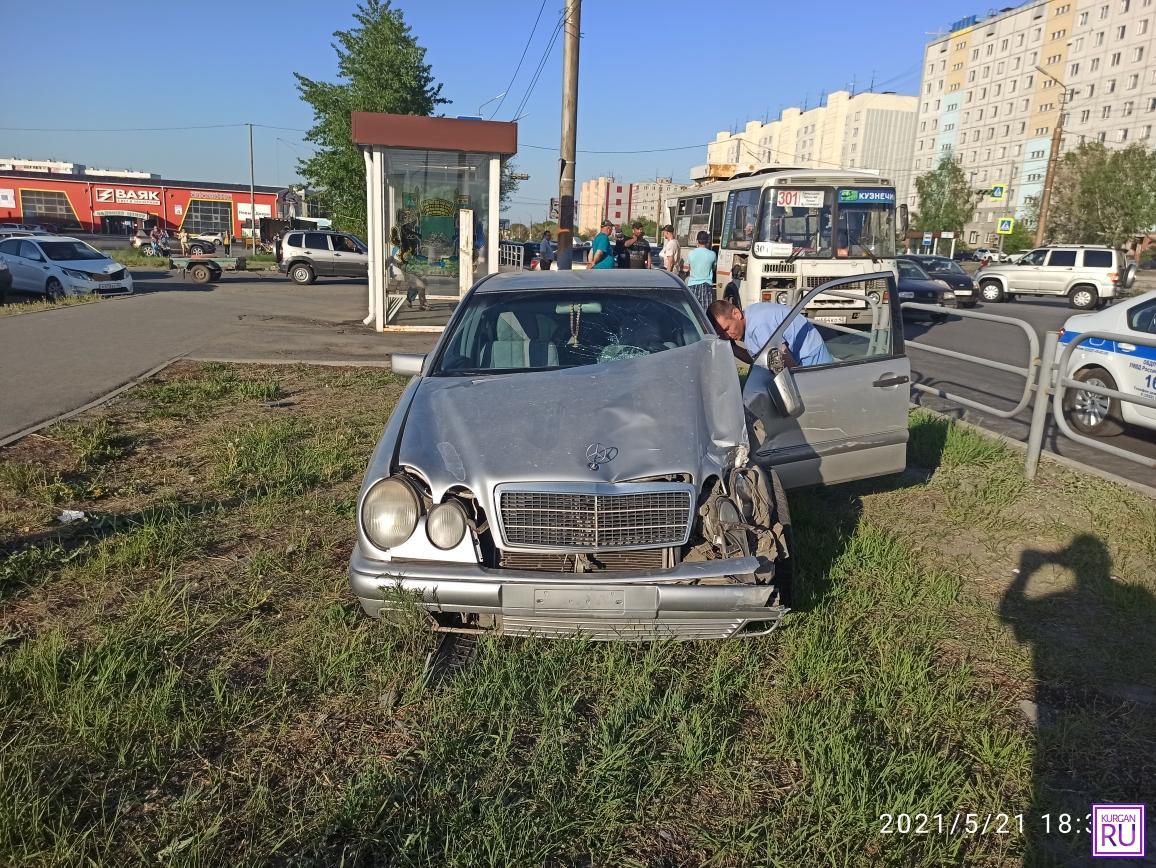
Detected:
left=975, top=245, right=1136, bottom=309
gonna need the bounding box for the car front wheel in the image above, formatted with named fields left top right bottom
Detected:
left=290, top=263, right=315, bottom=285
left=1064, top=366, right=1124, bottom=437
left=980, top=279, right=1004, bottom=302
left=45, top=277, right=63, bottom=300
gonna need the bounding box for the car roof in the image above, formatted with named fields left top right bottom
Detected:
left=471, top=268, right=686, bottom=294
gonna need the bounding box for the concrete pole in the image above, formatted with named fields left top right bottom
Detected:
left=1025, top=330, right=1060, bottom=480
left=248, top=123, right=257, bottom=254
left=460, top=207, right=474, bottom=292
left=1034, top=105, right=1066, bottom=246
left=488, top=156, right=500, bottom=275
left=556, top=0, right=581, bottom=269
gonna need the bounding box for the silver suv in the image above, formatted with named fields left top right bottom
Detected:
left=975, top=245, right=1136, bottom=309
left=278, top=230, right=368, bottom=285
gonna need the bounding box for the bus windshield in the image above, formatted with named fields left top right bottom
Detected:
left=836, top=203, right=896, bottom=258
left=757, top=188, right=833, bottom=257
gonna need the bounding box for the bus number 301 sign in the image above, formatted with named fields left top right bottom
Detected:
left=776, top=189, right=825, bottom=209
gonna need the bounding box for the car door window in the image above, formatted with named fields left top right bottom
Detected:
left=1127, top=299, right=1156, bottom=334
left=898, top=260, right=927, bottom=280
left=304, top=233, right=330, bottom=251
left=18, top=240, right=43, bottom=261
left=1046, top=250, right=1076, bottom=267
left=0, top=239, right=20, bottom=256
left=1021, top=249, right=1047, bottom=266
left=1082, top=249, right=1112, bottom=268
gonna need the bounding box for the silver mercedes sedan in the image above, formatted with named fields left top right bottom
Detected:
left=350, top=268, right=910, bottom=640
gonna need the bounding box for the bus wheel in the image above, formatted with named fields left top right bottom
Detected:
left=724, top=282, right=741, bottom=309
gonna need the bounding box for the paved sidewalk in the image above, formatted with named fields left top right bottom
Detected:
left=0, top=270, right=440, bottom=441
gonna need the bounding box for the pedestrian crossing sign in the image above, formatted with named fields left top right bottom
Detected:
left=997, top=218, right=1015, bottom=234
left=990, top=184, right=1006, bottom=200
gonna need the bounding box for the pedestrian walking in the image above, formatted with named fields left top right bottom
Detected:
left=686, top=230, right=717, bottom=310
left=222, top=231, right=231, bottom=255
left=624, top=220, right=651, bottom=268
left=591, top=219, right=616, bottom=268
left=538, top=229, right=555, bottom=270
left=178, top=228, right=189, bottom=256
left=660, top=224, right=681, bottom=273
left=613, top=224, right=630, bottom=269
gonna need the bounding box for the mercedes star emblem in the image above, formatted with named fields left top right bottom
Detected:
left=585, top=442, right=618, bottom=471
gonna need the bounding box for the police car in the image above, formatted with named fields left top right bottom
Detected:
left=1060, top=289, right=1156, bottom=437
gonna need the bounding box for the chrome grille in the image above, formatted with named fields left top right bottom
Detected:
left=762, top=262, right=796, bottom=274
left=804, top=276, right=889, bottom=290
left=497, top=484, right=694, bottom=551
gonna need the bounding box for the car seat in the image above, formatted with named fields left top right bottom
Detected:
left=482, top=311, right=559, bottom=369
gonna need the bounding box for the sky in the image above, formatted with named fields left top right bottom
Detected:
left=0, top=0, right=990, bottom=226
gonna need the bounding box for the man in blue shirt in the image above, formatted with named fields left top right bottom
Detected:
left=706, top=299, right=834, bottom=368
left=686, top=230, right=717, bottom=311
left=590, top=219, right=615, bottom=268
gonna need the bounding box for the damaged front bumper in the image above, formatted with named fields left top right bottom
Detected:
left=349, top=547, right=787, bottom=641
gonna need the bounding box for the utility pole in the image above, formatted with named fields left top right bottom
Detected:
left=247, top=123, right=257, bottom=254
left=1033, top=66, right=1067, bottom=246
left=556, top=0, right=581, bottom=269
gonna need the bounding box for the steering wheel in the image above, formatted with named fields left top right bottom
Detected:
left=598, top=344, right=650, bottom=363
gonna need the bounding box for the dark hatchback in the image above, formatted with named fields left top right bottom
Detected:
left=896, top=258, right=962, bottom=321
left=898, top=255, right=976, bottom=307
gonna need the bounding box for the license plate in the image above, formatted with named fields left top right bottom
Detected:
left=954, top=289, right=973, bottom=295
left=813, top=315, right=845, bottom=323
left=534, top=587, right=625, bottom=612
left=98, top=282, right=118, bottom=290
left=898, top=291, right=914, bottom=299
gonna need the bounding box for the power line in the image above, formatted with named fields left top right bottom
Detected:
left=489, top=0, right=550, bottom=119
left=510, top=7, right=567, bottom=121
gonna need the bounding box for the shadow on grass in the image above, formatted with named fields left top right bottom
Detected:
left=1001, top=534, right=1156, bottom=863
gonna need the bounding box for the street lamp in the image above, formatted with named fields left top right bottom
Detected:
left=478, top=91, right=507, bottom=118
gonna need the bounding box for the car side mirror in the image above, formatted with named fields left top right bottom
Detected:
left=1017, top=259, right=1028, bottom=265
left=391, top=353, right=426, bottom=376
left=771, top=366, right=805, bottom=418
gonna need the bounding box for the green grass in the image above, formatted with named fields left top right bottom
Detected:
left=0, top=292, right=102, bottom=317
left=108, top=247, right=166, bottom=268
left=0, top=366, right=1152, bottom=866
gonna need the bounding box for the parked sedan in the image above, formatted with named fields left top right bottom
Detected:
left=898, top=255, right=976, bottom=307
left=350, top=269, right=912, bottom=640
left=896, top=258, right=959, bottom=321
left=1059, top=289, right=1156, bottom=437
left=0, top=235, right=133, bottom=298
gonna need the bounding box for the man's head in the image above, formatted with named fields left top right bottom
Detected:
left=542, top=230, right=551, bottom=240
left=600, top=218, right=613, bottom=235
left=706, top=299, right=745, bottom=342
left=662, top=224, right=674, bottom=239
left=631, top=220, right=644, bottom=237
left=696, top=230, right=710, bottom=247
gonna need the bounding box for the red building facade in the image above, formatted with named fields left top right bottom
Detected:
left=0, top=171, right=285, bottom=237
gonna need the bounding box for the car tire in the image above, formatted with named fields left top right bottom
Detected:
left=189, top=244, right=207, bottom=255
left=1069, top=285, right=1098, bottom=310
left=1064, top=366, right=1125, bottom=437
left=980, top=279, right=1004, bottom=302
left=290, top=263, right=315, bottom=285
left=769, top=469, right=793, bottom=608
left=1121, top=263, right=1137, bottom=290
left=189, top=264, right=213, bottom=284
left=45, top=277, right=63, bottom=300
left=724, top=281, right=742, bottom=309
left=141, top=246, right=155, bottom=257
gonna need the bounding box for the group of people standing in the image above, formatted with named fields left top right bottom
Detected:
left=582, top=220, right=717, bottom=311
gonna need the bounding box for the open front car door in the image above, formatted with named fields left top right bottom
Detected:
left=745, top=272, right=910, bottom=488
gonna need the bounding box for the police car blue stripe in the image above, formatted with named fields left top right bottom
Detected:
left=1059, top=330, right=1156, bottom=362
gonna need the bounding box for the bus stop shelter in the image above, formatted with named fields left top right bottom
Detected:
left=352, top=112, right=518, bottom=332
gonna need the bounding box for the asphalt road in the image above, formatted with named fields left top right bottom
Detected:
left=0, top=270, right=439, bottom=442
left=905, top=290, right=1156, bottom=488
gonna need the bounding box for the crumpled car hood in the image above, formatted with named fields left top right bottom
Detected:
left=396, top=339, right=746, bottom=506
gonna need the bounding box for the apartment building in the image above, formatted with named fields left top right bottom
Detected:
left=0, top=157, right=159, bottom=179
left=702, top=90, right=919, bottom=203
left=577, top=176, right=691, bottom=235
left=911, top=0, right=1155, bottom=247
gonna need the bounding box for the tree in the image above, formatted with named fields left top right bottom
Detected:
left=1044, top=142, right=1156, bottom=248
left=1000, top=219, right=1036, bottom=254
left=507, top=223, right=529, bottom=241
left=294, top=0, right=446, bottom=237
left=912, top=155, right=982, bottom=236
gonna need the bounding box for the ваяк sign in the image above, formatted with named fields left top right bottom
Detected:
left=94, top=187, right=161, bottom=206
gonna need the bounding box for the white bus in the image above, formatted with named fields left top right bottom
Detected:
left=667, top=167, right=898, bottom=325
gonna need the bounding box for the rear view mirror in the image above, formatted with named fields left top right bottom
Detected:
left=391, top=353, right=426, bottom=376
left=771, top=367, right=804, bottom=418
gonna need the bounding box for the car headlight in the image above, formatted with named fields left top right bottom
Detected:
left=361, top=476, right=421, bottom=549
left=867, top=290, right=881, bottom=305
left=427, top=500, right=468, bottom=550
left=62, top=268, right=91, bottom=281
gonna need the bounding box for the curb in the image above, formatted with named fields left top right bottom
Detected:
left=186, top=355, right=395, bottom=368
left=912, top=404, right=1156, bottom=501
left=0, top=355, right=186, bottom=448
